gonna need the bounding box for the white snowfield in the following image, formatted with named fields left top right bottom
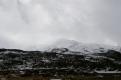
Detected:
left=46, top=39, right=121, bottom=54
left=95, top=70, right=121, bottom=74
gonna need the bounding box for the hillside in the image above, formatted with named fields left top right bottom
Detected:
left=0, top=47, right=121, bottom=76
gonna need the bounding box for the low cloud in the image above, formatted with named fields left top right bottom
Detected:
left=0, top=0, right=120, bottom=49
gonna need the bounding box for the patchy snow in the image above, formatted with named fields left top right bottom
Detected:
left=95, top=70, right=121, bottom=73
left=46, top=39, right=121, bottom=54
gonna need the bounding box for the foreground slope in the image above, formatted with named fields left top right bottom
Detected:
left=0, top=47, right=121, bottom=76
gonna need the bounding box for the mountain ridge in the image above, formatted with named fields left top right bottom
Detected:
left=45, top=39, right=121, bottom=54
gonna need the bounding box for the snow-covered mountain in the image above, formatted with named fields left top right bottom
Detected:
left=0, top=48, right=121, bottom=74
left=46, top=39, right=121, bottom=54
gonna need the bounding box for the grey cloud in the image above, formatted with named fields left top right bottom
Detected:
left=0, top=0, right=120, bottom=49
left=93, top=0, right=121, bottom=45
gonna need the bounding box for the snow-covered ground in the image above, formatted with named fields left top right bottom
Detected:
left=95, top=70, right=121, bottom=74
left=45, top=39, right=121, bottom=54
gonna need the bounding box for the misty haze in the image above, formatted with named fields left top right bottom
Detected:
left=0, top=0, right=121, bottom=80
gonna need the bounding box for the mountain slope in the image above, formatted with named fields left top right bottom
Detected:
left=46, top=39, right=121, bottom=54
left=0, top=48, right=121, bottom=75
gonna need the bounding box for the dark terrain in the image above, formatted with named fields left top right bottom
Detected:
left=0, top=48, right=121, bottom=80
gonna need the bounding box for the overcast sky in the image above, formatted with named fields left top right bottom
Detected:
left=0, top=0, right=120, bottom=50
